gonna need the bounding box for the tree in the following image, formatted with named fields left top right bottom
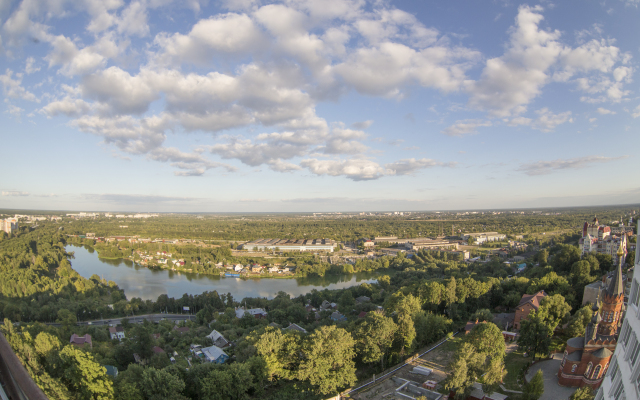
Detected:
left=565, top=305, right=593, bottom=338
left=59, top=345, right=113, bottom=400
left=353, top=313, right=397, bottom=370
left=56, top=309, right=77, bottom=330
left=248, top=327, right=301, bottom=381
left=469, top=309, right=493, bottom=323
left=523, top=369, right=544, bottom=400
left=141, top=367, right=187, bottom=400
left=394, top=312, right=416, bottom=354
left=467, top=323, right=506, bottom=360
left=570, top=386, right=595, bottom=400
left=537, top=294, right=572, bottom=332
left=443, top=343, right=484, bottom=399
left=297, top=325, right=357, bottom=395
left=518, top=311, right=552, bottom=360
left=201, top=363, right=255, bottom=400
left=130, top=325, right=153, bottom=361
left=536, top=249, right=548, bottom=266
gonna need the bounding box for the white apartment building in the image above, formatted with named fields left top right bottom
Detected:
left=597, top=219, right=640, bottom=400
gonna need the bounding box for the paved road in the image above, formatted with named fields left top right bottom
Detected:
left=40, top=314, right=196, bottom=327
left=525, top=354, right=577, bottom=400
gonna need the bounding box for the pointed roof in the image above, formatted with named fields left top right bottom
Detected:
left=606, top=261, right=624, bottom=297
left=592, top=347, right=612, bottom=359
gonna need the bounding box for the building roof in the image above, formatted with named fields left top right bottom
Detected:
left=607, top=257, right=625, bottom=297
left=202, top=345, right=228, bottom=362
left=358, top=311, right=367, bottom=318
left=70, top=334, right=92, bottom=345
left=567, top=351, right=582, bottom=361
left=592, top=348, right=613, bottom=359
left=518, top=290, right=546, bottom=309
left=152, top=346, right=165, bottom=354
left=108, top=326, right=124, bottom=334
left=285, top=323, right=307, bottom=334
left=567, top=337, right=585, bottom=349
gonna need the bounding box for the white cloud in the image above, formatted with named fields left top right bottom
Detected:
left=596, top=107, right=615, bottom=115
left=117, top=0, right=149, bottom=37
left=300, top=158, right=386, bottom=180
left=468, top=6, right=631, bottom=117
left=517, top=155, right=627, bottom=175
left=632, top=104, right=640, bottom=118
left=351, top=120, right=373, bottom=129
left=41, top=97, right=93, bottom=117
left=385, top=158, right=453, bottom=176
left=25, top=57, right=40, bottom=74
left=531, top=108, right=572, bottom=132
left=442, top=119, right=492, bottom=136
left=2, top=191, right=29, bottom=196
left=0, top=69, right=38, bottom=101
left=5, top=104, right=24, bottom=117
left=154, top=13, right=264, bottom=64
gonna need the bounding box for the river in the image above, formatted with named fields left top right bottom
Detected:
left=67, top=245, right=380, bottom=301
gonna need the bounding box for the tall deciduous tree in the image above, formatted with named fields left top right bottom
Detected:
left=297, top=325, right=357, bottom=395
left=59, top=345, right=113, bottom=400
left=353, top=313, right=396, bottom=370
left=518, top=312, right=552, bottom=360
left=523, top=370, right=544, bottom=400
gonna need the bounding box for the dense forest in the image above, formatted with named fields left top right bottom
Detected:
left=0, top=208, right=636, bottom=399
left=7, top=204, right=635, bottom=242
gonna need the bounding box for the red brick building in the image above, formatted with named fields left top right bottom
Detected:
left=556, top=244, right=625, bottom=389
left=514, top=290, right=547, bottom=330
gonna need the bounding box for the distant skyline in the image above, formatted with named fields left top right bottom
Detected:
left=1, top=0, right=639, bottom=212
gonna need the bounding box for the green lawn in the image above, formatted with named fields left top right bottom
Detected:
left=503, top=349, right=532, bottom=391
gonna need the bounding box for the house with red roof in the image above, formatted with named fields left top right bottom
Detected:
left=514, top=290, right=546, bottom=330
left=70, top=334, right=92, bottom=349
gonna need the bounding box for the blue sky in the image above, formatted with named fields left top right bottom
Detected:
left=0, top=0, right=639, bottom=212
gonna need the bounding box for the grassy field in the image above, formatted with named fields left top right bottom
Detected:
left=503, top=349, right=533, bottom=391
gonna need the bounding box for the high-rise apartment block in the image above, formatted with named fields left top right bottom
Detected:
left=596, top=219, right=640, bottom=400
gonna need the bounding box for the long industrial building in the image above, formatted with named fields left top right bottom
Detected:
left=241, top=239, right=337, bottom=252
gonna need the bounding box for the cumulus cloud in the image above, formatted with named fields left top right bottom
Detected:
left=596, top=107, right=615, bottom=115
left=300, top=158, right=386, bottom=180
left=0, top=69, right=38, bottom=101
left=531, top=108, right=573, bottom=132
left=517, top=155, right=627, bottom=175
left=25, top=57, right=40, bottom=74
left=442, top=119, right=492, bottom=136
left=632, top=105, right=640, bottom=118
left=467, top=5, right=630, bottom=117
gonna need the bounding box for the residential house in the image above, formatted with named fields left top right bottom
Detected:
left=514, top=290, right=547, bottom=330
left=202, top=345, right=229, bottom=364
left=358, top=311, right=367, bottom=319
left=235, top=307, right=268, bottom=319
left=206, top=330, right=230, bottom=348
left=152, top=346, right=165, bottom=354
left=268, top=266, right=279, bottom=273
left=108, top=326, right=125, bottom=341
left=285, top=323, right=307, bottom=334
left=251, top=264, right=263, bottom=273
left=355, top=296, right=370, bottom=303
left=173, top=326, right=190, bottom=334
left=331, top=311, right=347, bottom=322
left=70, top=334, right=92, bottom=348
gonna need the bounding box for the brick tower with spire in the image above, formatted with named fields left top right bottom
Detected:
left=597, top=241, right=626, bottom=336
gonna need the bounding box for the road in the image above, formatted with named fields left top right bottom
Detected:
left=45, top=314, right=196, bottom=327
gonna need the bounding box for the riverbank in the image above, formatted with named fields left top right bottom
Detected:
left=67, top=245, right=381, bottom=301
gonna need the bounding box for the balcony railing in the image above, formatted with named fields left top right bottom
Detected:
left=0, top=332, right=48, bottom=400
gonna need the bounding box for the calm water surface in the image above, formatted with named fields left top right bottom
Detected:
left=68, top=246, right=379, bottom=301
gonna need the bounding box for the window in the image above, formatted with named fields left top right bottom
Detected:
left=613, top=379, right=626, bottom=400
left=593, top=364, right=602, bottom=379
left=631, top=339, right=640, bottom=367
left=632, top=281, right=640, bottom=306
left=609, top=359, right=619, bottom=381
left=622, top=322, right=633, bottom=348
left=571, top=364, right=577, bottom=373
left=585, top=363, right=593, bottom=377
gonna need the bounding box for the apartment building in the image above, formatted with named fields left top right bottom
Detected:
left=596, top=219, right=640, bottom=400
